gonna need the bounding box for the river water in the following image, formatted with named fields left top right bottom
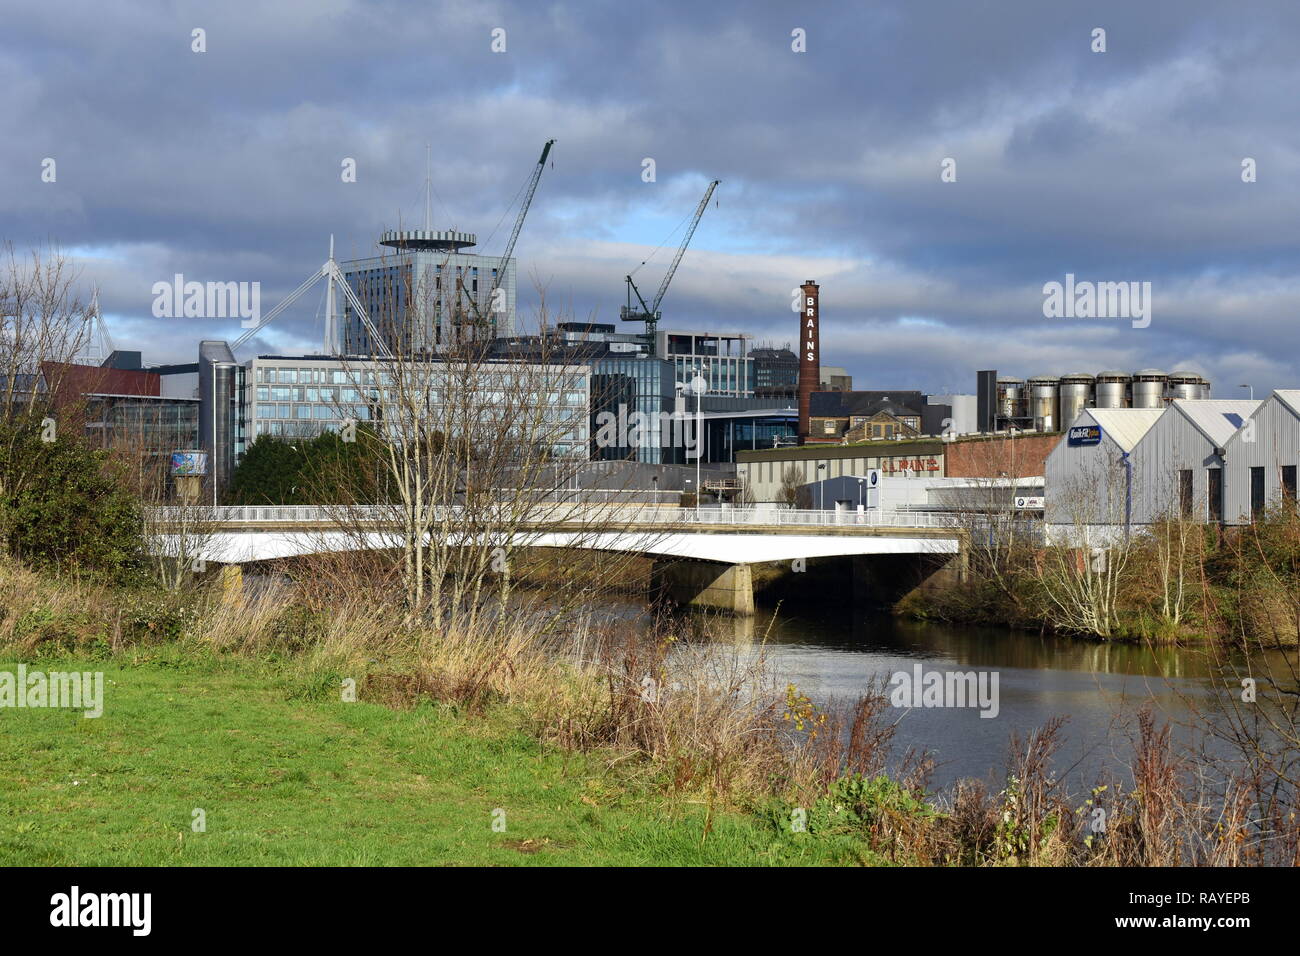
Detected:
left=657, top=603, right=1299, bottom=795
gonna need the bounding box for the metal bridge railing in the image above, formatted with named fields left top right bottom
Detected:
left=148, top=504, right=977, bottom=531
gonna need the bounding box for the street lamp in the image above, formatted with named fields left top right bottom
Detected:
left=682, top=365, right=707, bottom=514
left=817, top=462, right=827, bottom=511
left=1239, top=384, right=1254, bottom=400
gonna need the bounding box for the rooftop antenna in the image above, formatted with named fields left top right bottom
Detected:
left=424, top=143, right=432, bottom=231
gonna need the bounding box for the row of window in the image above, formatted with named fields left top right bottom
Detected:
left=255, top=365, right=583, bottom=390
left=252, top=418, right=588, bottom=448
left=1180, top=465, right=1298, bottom=520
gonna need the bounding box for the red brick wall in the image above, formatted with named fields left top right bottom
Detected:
left=944, top=433, right=1060, bottom=478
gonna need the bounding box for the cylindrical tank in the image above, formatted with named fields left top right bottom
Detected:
left=1131, top=369, right=1168, bottom=408
left=1095, top=371, right=1131, bottom=409
left=1058, top=373, right=1095, bottom=428
left=1028, top=375, right=1060, bottom=432
left=996, top=377, right=1025, bottom=422
left=1199, top=378, right=1212, bottom=399
left=1167, top=371, right=1202, bottom=403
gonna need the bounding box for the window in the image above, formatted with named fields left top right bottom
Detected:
left=1283, top=465, right=1297, bottom=502
left=1250, top=466, right=1265, bottom=518
left=1179, top=469, right=1193, bottom=518
left=1207, top=468, right=1223, bottom=522
left=823, top=420, right=836, bottom=435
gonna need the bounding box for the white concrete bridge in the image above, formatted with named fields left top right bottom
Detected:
left=150, top=504, right=968, bottom=614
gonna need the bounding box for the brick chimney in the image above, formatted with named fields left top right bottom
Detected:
left=797, top=280, right=820, bottom=440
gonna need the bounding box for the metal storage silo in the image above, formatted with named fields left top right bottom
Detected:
left=1167, top=371, right=1202, bottom=402
left=1199, top=378, right=1212, bottom=399
left=1131, top=369, right=1168, bottom=408
left=996, top=377, right=1025, bottom=423
left=1095, top=371, right=1131, bottom=409
left=1058, top=372, right=1094, bottom=427
left=1027, top=375, right=1061, bottom=432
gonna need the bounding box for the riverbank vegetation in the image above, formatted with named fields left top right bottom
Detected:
left=4, top=555, right=1299, bottom=866
left=900, top=507, right=1300, bottom=648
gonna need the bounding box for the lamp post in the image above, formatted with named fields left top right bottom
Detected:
left=690, top=365, right=707, bottom=514
left=1239, top=384, right=1253, bottom=401
left=817, top=462, right=827, bottom=511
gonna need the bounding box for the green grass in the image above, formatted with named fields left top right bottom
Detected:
left=0, top=654, right=870, bottom=866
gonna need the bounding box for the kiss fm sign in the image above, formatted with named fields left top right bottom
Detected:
left=1067, top=424, right=1103, bottom=446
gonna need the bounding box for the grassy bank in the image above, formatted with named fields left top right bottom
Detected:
left=3, top=558, right=1297, bottom=866
left=0, top=654, right=867, bottom=866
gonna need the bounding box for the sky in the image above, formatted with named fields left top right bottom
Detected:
left=4, top=0, right=1300, bottom=396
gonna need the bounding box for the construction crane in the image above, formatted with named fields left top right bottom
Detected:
left=461, top=138, right=555, bottom=332
left=620, top=179, right=719, bottom=337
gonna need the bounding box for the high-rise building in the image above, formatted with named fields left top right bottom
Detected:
left=751, top=347, right=798, bottom=398
left=340, top=230, right=516, bottom=355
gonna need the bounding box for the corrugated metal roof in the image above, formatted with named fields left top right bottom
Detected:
left=1272, top=390, right=1300, bottom=418
left=1084, top=407, right=1164, bottom=451
left=1171, top=399, right=1261, bottom=446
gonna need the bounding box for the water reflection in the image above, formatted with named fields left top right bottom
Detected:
left=673, top=603, right=1298, bottom=792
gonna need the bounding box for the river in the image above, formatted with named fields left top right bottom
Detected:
left=658, top=602, right=1300, bottom=795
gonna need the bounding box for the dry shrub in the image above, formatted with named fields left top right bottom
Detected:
left=533, top=612, right=808, bottom=806
left=1239, top=578, right=1300, bottom=646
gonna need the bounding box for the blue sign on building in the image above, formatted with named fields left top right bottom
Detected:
left=1067, top=424, right=1102, bottom=446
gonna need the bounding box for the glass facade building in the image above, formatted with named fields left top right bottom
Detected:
left=589, top=354, right=678, bottom=464
left=654, top=329, right=753, bottom=398
left=240, top=355, right=590, bottom=460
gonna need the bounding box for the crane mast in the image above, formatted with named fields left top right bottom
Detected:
left=465, top=139, right=554, bottom=335
left=621, top=178, right=719, bottom=337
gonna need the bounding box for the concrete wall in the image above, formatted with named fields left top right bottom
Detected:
left=736, top=442, right=945, bottom=503
left=651, top=559, right=755, bottom=614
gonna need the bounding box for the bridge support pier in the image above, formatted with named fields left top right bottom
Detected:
left=651, top=559, right=755, bottom=615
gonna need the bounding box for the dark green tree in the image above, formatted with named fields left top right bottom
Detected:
left=0, top=420, right=143, bottom=578
left=225, top=434, right=307, bottom=505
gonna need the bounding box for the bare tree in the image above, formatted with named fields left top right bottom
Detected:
left=299, top=253, right=662, bottom=639
left=0, top=242, right=96, bottom=553
left=1037, top=456, right=1137, bottom=638
left=778, top=464, right=802, bottom=507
